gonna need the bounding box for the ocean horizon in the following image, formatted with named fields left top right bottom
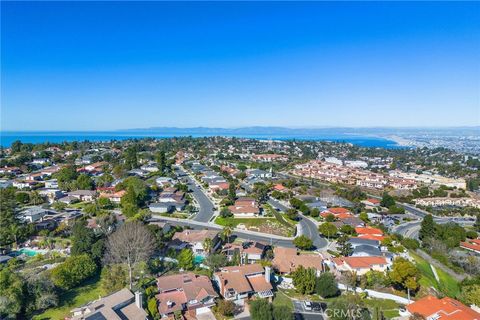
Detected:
left=0, top=130, right=402, bottom=149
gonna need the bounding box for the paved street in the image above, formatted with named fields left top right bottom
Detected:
left=292, top=301, right=325, bottom=320
left=268, top=198, right=328, bottom=250
left=150, top=215, right=297, bottom=248
left=175, top=166, right=215, bottom=223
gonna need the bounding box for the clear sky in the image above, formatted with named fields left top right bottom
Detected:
left=1, top=1, right=479, bottom=131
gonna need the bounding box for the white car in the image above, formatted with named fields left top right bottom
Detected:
left=303, top=301, right=312, bottom=311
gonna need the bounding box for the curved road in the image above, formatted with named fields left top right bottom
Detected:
left=175, top=166, right=215, bottom=222
left=268, top=198, right=328, bottom=250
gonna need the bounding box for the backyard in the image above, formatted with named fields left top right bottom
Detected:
left=33, top=274, right=104, bottom=320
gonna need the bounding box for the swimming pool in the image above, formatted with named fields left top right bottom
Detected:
left=17, top=248, right=46, bottom=257
left=194, top=255, right=205, bottom=264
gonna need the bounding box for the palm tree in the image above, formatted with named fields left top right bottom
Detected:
left=203, top=238, right=213, bottom=255
left=221, top=226, right=233, bottom=243
left=30, top=191, right=43, bottom=205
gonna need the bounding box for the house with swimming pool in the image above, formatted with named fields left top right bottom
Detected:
left=169, top=229, right=221, bottom=257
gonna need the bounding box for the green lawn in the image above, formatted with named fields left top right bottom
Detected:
left=215, top=217, right=293, bottom=236
left=410, top=251, right=460, bottom=297
left=33, top=275, right=104, bottom=320
left=273, top=290, right=294, bottom=311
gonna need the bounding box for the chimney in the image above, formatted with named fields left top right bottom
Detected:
left=135, top=291, right=143, bottom=309
left=265, top=266, right=271, bottom=283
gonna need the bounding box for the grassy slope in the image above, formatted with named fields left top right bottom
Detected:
left=410, top=251, right=460, bottom=297
left=33, top=275, right=104, bottom=320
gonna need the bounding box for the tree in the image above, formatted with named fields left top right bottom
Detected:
left=221, top=225, right=233, bottom=243
left=419, top=214, right=435, bottom=241
left=273, top=305, right=293, bottom=320
left=253, top=182, right=270, bottom=204
left=250, top=299, right=273, bottom=320
left=177, top=249, right=194, bottom=271
left=104, top=222, right=156, bottom=289
left=100, top=264, right=128, bottom=294
left=25, top=273, right=58, bottom=313
left=70, top=221, right=98, bottom=258
left=0, top=188, right=22, bottom=246
left=205, top=253, right=227, bottom=271
left=459, top=284, right=480, bottom=306
left=388, top=257, right=420, bottom=292
left=359, top=212, right=369, bottom=223
left=124, top=146, right=138, bottom=170
left=286, top=208, right=299, bottom=221
left=380, top=192, right=395, bottom=208
left=54, top=165, right=78, bottom=190
left=203, top=238, right=213, bottom=255
left=0, top=268, right=25, bottom=318
left=293, top=235, right=313, bottom=250
left=319, top=222, right=338, bottom=239
left=15, top=192, right=30, bottom=204
left=220, top=207, right=233, bottom=218
left=474, top=214, right=480, bottom=232
left=121, top=185, right=139, bottom=217
left=216, top=299, right=236, bottom=317
left=156, top=150, right=166, bottom=172
left=292, top=266, right=316, bottom=294
left=337, top=235, right=354, bottom=256
left=76, top=173, right=94, bottom=190
left=228, top=182, right=236, bottom=202
left=147, top=297, right=159, bottom=319
left=30, top=190, right=44, bottom=205
left=51, top=254, right=97, bottom=290
left=316, top=272, right=339, bottom=298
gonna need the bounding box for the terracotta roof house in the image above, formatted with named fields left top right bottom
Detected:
left=272, top=247, right=324, bottom=275
left=355, top=226, right=385, bottom=241
left=332, top=256, right=389, bottom=275
left=170, top=230, right=221, bottom=256
left=321, top=207, right=353, bottom=219
left=460, top=238, right=480, bottom=254
left=406, top=295, right=480, bottom=320
left=156, top=273, right=218, bottom=317
left=69, top=288, right=147, bottom=320
left=222, top=241, right=267, bottom=265
left=362, top=198, right=381, bottom=207
left=228, top=197, right=260, bottom=218
left=213, top=264, right=273, bottom=301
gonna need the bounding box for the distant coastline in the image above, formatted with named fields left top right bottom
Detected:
left=0, top=129, right=402, bottom=149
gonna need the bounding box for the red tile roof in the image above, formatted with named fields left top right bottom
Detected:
left=406, top=295, right=480, bottom=320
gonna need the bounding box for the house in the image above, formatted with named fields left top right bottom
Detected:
left=155, top=273, right=218, bottom=317
left=228, top=197, right=260, bottom=218
left=99, top=190, right=126, bottom=203
left=246, top=169, right=272, bottom=179
left=251, top=154, right=288, bottom=162
left=272, top=247, right=324, bottom=275
left=0, top=166, right=22, bottom=174
left=332, top=256, right=389, bottom=275
left=213, top=264, right=273, bottom=301
left=140, top=164, right=159, bottom=173
left=38, top=188, right=64, bottom=203
left=68, top=190, right=96, bottom=202
left=406, top=295, right=480, bottom=320
left=156, top=177, right=174, bottom=187
left=362, top=198, right=381, bottom=208
left=222, top=241, right=267, bottom=265
left=272, top=184, right=287, bottom=192
left=460, top=239, right=480, bottom=254
left=355, top=226, right=385, bottom=241
left=149, top=202, right=176, bottom=213
left=32, top=158, right=49, bottom=165
left=321, top=207, right=353, bottom=219
left=70, top=288, right=147, bottom=320
left=348, top=238, right=382, bottom=257
left=170, top=230, right=221, bottom=256
left=84, top=161, right=108, bottom=173
left=20, top=207, right=55, bottom=223
left=44, top=179, right=58, bottom=189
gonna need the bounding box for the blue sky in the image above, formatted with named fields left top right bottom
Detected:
left=1, top=1, right=479, bottom=131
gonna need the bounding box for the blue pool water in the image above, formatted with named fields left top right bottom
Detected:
left=194, top=255, right=205, bottom=264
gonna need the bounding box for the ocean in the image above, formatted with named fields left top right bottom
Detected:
left=0, top=131, right=401, bottom=148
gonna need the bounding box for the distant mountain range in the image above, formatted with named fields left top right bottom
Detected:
left=123, top=126, right=480, bottom=136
